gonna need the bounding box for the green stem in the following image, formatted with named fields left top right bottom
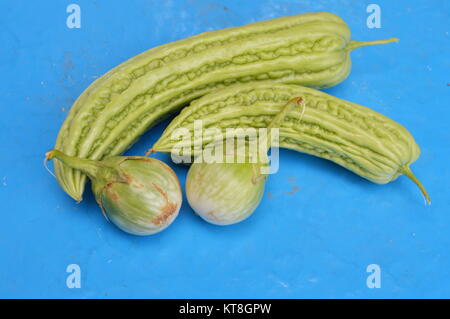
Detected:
left=402, top=165, right=431, bottom=205
left=251, top=97, right=305, bottom=181
left=46, top=149, right=100, bottom=180
left=266, top=97, right=305, bottom=152
left=347, top=37, right=399, bottom=52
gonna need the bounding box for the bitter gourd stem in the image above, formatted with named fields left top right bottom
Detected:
left=46, top=150, right=99, bottom=181
left=347, top=37, right=399, bottom=51
left=402, top=165, right=431, bottom=205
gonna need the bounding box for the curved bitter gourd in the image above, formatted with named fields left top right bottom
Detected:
left=54, top=12, right=398, bottom=201
left=153, top=82, right=429, bottom=203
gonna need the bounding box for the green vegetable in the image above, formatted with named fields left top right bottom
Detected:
left=53, top=11, right=398, bottom=201
left=46, top=150, right=182, bottom=235
left=153, top=82, right=430, bottom=204
left=185, top=98, right=304, bottom=225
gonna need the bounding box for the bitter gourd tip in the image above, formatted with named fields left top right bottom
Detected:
left=347, top=37, right=399, bottom=52
left=402, top=166, right=431, bottom=205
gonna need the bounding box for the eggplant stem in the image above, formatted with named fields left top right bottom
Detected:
left=253, top=97, right=305, bottom=176
left=266, top=97, right=305, bottom=152
left=45, top=149, right=100, bottom=180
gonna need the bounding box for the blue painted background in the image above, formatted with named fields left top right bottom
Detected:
left=0, top=0, right=449, bottom=298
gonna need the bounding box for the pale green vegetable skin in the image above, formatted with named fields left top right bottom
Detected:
left=153, top=82, right=430, bottom=203
left=186, top=162, right=265, bottom=225
left=54, top=11, right=397, bottom=201
left=46, top=150, right=182, bottom=235
left=185, top=97, right=303, bottom=225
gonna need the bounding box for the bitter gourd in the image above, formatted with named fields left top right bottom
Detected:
left=152, top=82, right=430, bottom=203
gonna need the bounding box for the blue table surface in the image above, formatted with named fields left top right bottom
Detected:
left=0, top=0, right=449, bottom=299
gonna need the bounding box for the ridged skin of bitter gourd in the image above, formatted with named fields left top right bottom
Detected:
left=153, top=82, right=421, bottom=187
left=54, top=12, right=396, bottom=201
